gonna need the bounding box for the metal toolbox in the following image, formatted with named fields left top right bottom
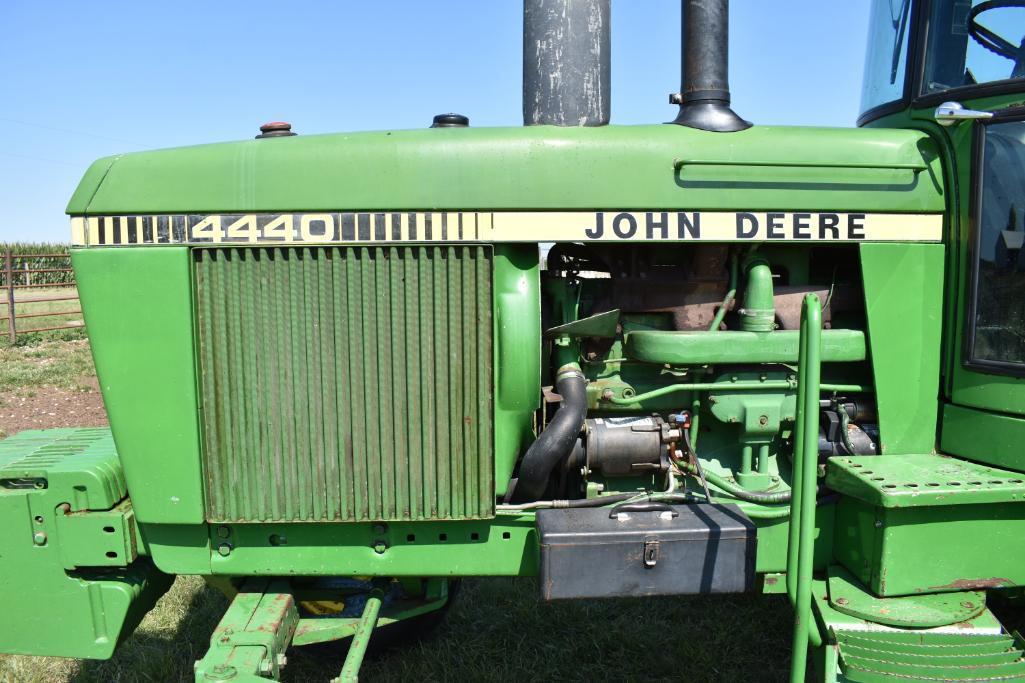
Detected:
left=536, top=502, right=756, bottom=600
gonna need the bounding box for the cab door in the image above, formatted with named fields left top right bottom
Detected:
left=941, top=105, right=1025, bottom=469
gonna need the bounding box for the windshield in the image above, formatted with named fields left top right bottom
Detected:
left=923, top=0, right=1025, bottom=95
left=862, top=0, right=914, bottom=114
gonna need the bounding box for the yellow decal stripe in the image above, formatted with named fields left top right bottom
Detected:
left=70, top=211, right=944, bottom=246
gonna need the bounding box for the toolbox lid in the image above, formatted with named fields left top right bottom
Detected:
left=537, top=503, right=754, bottom=546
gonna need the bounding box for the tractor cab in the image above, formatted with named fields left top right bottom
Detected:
left=864, top=0, right=1025, bottom=472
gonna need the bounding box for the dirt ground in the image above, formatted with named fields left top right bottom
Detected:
left=0, top=376, right=107, bottom=435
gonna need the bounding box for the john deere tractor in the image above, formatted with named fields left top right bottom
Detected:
left=5, top=0, right=1025, bottom=680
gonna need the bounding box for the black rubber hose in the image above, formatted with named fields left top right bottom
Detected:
left=514, top=364, right=588, bottom=502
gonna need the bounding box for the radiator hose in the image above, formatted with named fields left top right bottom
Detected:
left=513, top=364, right=588, bottom=502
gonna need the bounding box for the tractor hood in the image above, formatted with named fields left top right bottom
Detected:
left=67, top=124, right=944, bottom=218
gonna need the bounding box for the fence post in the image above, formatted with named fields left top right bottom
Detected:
left=5, top=249, right=15, bottom=343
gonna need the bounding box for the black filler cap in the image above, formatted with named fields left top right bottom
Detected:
left=430, top=113, right=469, bottom=128
left=256, top=121, right=297, bottom=139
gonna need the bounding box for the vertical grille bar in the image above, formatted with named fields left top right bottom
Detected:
left=195, top=246, right=494, bottom=523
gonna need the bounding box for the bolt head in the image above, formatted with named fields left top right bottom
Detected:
left=835, top=598, right=849, bottom=606
left=373, top=540, right=388, bottom=554
left=32, top=531, right=47, bottom=546
left=217, top=542, right=232, bottom=557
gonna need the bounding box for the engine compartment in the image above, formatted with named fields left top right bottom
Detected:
left=512, top=242, right=878, bottom=508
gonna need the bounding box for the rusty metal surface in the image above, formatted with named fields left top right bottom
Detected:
left=195, top=246, right=495, bottom=523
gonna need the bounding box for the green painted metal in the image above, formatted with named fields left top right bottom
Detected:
left=194, top=245, right=494, bottom=523
left=834, top=629, right=1025, bottom=682
left=492, top=245, right=541, bottom=495
left=789, top=293, right=824, bottom=683
left=827, top=454, right=1025, bottom=508
left=833, top=495, right=1025, bottom=597
left=334, top=590, right=383, bottom=683
left=194, top=579, right=299, bottom=682
left=72, top=247, right=206, bottom=524
left=859, top=243, right=945, bottom=455
left=56, top=499, right=139, bottom=569
left=0, top=429, right=171, bottom=659
left=623, top=328, right=866, bottom=364
left=67, top=125, right=945, bottom=217
left=738, top=254, right=775, bottom=332
left=812, top=574, right=1018, bottom=682
left=941, top=403, right=1025, bottom=473
left=209, top=513, right=539, bottom=577
left=827, top=566, right=985, bottom=628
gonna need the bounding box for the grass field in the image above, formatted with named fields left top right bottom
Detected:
left=0, top=338, right=797, bottom=683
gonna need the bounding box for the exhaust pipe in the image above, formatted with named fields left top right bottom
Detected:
left=523, top=0, right=611, bottom=126
left=670, top=0, right=750, bottom=132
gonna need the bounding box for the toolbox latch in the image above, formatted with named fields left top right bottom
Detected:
left=644, top=538, right=660, bottom=567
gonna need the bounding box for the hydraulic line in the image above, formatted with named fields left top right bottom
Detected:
left=678, top=458, right=793, bottom=504
left=608, top=381, right=872, bottom=405
left=708, top=251, right=738, bottom=331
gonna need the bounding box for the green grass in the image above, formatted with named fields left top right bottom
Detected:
left=0, top=576, right=795, bottom=683
left=0, top=337, right=94, bottom=392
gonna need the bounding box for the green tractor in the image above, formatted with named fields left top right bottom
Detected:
left=4, top=0, right=1025, bottom=680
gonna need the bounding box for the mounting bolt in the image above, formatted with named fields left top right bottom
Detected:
left=874, top=520, right=883, bottom=528
left=32, top=531, right=47, bottom=546
left=835, top=598, right=849, bottom=606
left=372, top=522, right=388, bottom=535
left=758, top=415, right=769, bottom=426
left=217, top=542, right=233, bottom=557
left=601, top=389, right=614, bottom=401
left=277, top=654, right=288, bottom=667
left=216, top=525, right=231, bottom=539
left=373, top=540, right=388, bottom=554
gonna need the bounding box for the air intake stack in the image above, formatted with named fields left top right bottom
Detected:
left=523, top=0, right=611, bottom=126
left=670, top=0, right=750, bottom=132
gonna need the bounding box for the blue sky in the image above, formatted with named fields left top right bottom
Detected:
left=1, top=1, right=869, bottom=243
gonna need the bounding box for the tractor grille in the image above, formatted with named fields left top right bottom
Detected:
left=194, top=245, right=494, bottom=523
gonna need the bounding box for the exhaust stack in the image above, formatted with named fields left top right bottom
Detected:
left=523, top=0, right=611, bottom=126
left=670, top=0, right=750, bottom=132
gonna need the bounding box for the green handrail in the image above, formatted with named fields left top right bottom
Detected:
left=789, top=294, right=824, bottom=683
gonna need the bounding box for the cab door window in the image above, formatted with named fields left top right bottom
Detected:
left=969, top=118, right=1025, bottom=369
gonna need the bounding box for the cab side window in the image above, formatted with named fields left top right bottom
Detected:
left=971, top=120, right=1025, bottom=367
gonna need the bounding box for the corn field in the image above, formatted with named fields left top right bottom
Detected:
left=0, top=243, right=73, bottom=287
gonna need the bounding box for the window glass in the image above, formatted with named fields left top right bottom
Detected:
left=972, top=120, right=1025, bottom=365
left=923, top=0, right=1025, bottom=94
left=861, top=0, right=914, bottom=114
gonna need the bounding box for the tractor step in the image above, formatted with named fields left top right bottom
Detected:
left=835, top=629, right=1025, bottom=682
